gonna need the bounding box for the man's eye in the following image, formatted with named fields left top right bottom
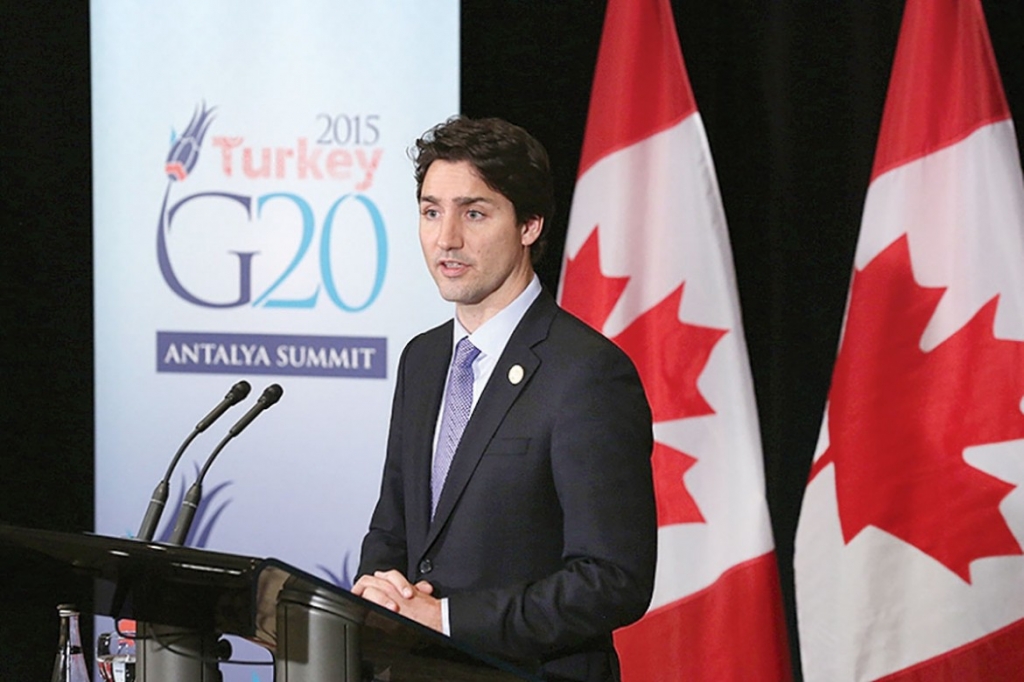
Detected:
left=422, top=208, right=439, bottom=218
left=467, top=210, right=484, bottom=220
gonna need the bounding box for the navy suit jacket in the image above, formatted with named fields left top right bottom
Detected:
left=359, top=290, right=657, bottom=681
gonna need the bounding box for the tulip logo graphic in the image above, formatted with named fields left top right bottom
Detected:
left=165, top=103, right=216, bottom=181
left=157, top=101, right=256, bottom=308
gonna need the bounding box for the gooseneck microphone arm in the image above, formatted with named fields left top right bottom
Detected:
left=135, top=432, right=198, bottom=542
left=167, top=383, right=283, bottom=546
left=136, top=380, right=251, bottom=542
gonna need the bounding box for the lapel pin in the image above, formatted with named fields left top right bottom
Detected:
left=508, top=364, right=524, bottom=385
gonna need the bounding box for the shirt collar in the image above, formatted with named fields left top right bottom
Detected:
left=452, top=274, right=542, bottom=359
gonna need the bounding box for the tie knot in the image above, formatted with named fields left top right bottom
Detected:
left=454, top=337, right=480, bottom=369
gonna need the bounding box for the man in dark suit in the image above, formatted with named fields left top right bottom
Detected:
left=354, top=116, right=657, bottom=682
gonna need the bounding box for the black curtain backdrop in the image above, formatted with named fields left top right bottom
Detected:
left=3, top=1, right=1023, bottom=678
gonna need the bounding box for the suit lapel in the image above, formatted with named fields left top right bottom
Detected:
left=406, top=324, right=452, bottom=558
left=423, top=292, right=558, bottom=552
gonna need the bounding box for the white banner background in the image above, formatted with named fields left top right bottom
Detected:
left=91, top=2, right=458, bottom=676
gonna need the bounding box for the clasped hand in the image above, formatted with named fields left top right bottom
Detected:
left=352, top=569, right=442, bottom=632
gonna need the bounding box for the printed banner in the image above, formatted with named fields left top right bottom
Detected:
left=91, top=1, right=458, bottom=675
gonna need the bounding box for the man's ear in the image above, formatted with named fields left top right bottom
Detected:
left=521, top=216, right=543, bottom=247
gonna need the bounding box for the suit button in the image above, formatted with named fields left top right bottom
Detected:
left=418, top=559, right=433, bottom=575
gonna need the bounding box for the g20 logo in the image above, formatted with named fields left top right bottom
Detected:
left=158, top=190, right=386, bottom=311
left=157, top=103, right=387, bottom=311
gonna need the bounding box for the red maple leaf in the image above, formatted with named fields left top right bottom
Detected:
left=561, top=227, right=727, bottom=527
left=612, top=286, right=727, bottom=423
left=652, top=442, right=705, bottom=525
left=813, top=235, right=1024, bottom=582
left=561, top=229, right=629, bottom=333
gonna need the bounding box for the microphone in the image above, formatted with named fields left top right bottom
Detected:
left=136, top=380, right=251, bottom=541
left=195, top=380, right=253, bottom=433
left=228, top=383, right=284, bottom=437
left=167, top=383, right=284, bottom=546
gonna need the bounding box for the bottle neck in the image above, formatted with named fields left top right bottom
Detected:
left=53, top=605, right=91, bottom=682
left=59, top=608, right=84, bottom=652
left=68, top=616, right=83, bottom=653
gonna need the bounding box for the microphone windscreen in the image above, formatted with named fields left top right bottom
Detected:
left=261, top=383, right=284, bottom=407
left=228, top=380, right=252, bottom=404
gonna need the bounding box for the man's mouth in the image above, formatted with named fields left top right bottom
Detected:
left=438, top=259, right=469, bottom=275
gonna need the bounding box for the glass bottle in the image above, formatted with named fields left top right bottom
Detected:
left=51, top=604, right=92, bottom=682
left=96, top=632, right=115, bottom=682
left=112, top=629, right=136, bottom=682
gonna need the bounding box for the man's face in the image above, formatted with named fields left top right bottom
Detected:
left=418, top=160, right=541, bottom=330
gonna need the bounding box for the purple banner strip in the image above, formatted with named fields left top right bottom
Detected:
left=157, top=331, right=386, bottom=378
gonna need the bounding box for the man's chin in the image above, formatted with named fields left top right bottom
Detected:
left=435, top=284, right=481, bottom=306
left=435, top=285, right=463, bottom=303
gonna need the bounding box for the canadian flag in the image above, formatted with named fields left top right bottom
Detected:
left=794, top=0, right=1024, bottom=680
left=557, top=0, right=791, bottom=679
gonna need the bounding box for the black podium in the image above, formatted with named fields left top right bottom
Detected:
left=0, top=524, right=540, bottom=681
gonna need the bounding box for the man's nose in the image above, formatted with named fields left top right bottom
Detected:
left=437, top=215, right=463, bottom=250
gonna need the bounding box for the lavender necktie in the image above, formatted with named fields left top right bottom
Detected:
left=431, top=337, right=481, bottom=517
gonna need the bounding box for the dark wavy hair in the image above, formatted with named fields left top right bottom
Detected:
left=412, top=116, right=555, bottom=262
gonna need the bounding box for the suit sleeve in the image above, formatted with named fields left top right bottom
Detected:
left=357, top=342, right=412, bottom=577
left=447, top=336, right=657, bottom=662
